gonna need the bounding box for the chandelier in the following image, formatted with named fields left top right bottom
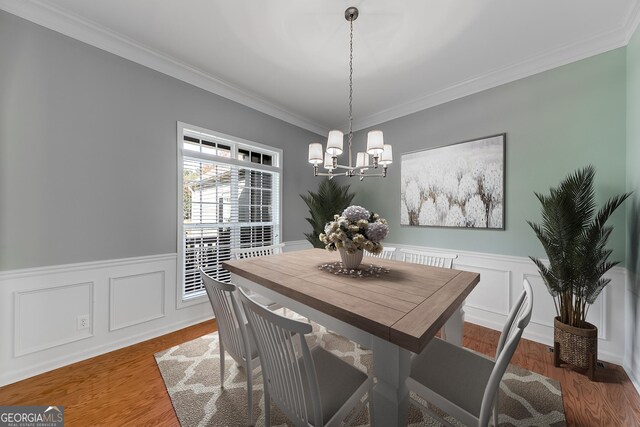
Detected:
left=308, top=6, right=392, bottom=180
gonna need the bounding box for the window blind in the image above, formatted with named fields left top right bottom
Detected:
left=179, top=128, right=281, bottom=300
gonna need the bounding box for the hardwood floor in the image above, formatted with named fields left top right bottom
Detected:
left=0, top=320, right=217, bottom=427
left=1, top=321, right=639, bottom=426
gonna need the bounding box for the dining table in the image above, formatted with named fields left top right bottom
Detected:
left=222, top=248, right=480, bottom=427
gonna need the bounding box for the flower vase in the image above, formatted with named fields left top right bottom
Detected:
left=339, top=248, right=364, bottom=269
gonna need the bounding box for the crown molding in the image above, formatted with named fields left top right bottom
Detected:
left=353, top=22, right=632, bottom=131
left=623, top=0, right=640, bottom=44
left=0, top=0, right=328, bottom=136
left=2, top=0, right=638, bottom=135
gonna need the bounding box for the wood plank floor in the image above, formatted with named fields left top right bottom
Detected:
left=1, top=321, right=639, bottom=426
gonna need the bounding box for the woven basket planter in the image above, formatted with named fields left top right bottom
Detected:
left=553, top=317, right=597, bottom=380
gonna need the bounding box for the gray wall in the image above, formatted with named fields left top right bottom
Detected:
left=350, top=48, right=628, bottom=262
left=0, top=11, right=319, bottom=270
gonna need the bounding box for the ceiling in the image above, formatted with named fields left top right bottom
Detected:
left=2, top=0, right=640, bottom=134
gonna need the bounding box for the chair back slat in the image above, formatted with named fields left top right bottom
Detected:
left=479, top=279, right=534, bottom=426
left=400, top=248, right=458, bottom=269
left=496, top=280, right=532, bottom=358
left=239, top=289, right=322, bottom=427
left=201, top=270, right=250, bottom=365
left=365, top=247, right=397, bottom=260
left=231, top=243, right=285, bottom=260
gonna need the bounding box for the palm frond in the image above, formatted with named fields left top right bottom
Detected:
left=529, top=257, right=561, bottom=297
left=528, top=165, right=628, bottom=326
left=300, top=179, right=355, bottom=249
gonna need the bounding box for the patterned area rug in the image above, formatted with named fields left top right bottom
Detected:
left=155, top=313, right=566, bottom=427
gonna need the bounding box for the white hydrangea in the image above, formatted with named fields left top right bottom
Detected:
left=366, top=222, right=389, bottom=243
left=342, top=205, right=370, bottom=222
left=320, top=205, right=389, bottom=253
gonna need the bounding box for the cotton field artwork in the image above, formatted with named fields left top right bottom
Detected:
left=401, top=134, right=505, bottom=229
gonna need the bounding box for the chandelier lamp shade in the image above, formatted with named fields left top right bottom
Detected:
left=307, top=7, right=392, bottom=180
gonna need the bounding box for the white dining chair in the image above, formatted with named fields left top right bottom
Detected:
left=407, top=279, right=534, bottom=427
left=231, top=243, right=285, bottom=260
left=238, top=288, right=374, bottom=427
left=200, top=269, right=260, bottom=426
left=365, top=246, right=396, bottom=260
left=399, top=248, right=458, bottom=268
left=230, top=243, right=285, bottom=311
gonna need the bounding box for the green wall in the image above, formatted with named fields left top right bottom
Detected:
left=350, top=48, right=628, bottom=262
left=628, top=24, right=640, bottom=282
left=626, top=21, right=640, bottom=372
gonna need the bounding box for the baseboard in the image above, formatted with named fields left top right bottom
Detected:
left=624, top=363, right=640, bottom=395
left=0, top=313, right=213, bottom=387
left=463, top=313, right=505, bottom=335
left=465, top=312, right=625, bottom=365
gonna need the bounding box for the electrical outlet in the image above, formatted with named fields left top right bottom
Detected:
left=77, top=314, right=90, bottom=330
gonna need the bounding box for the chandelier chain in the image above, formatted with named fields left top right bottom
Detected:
left=348, top=15, right=354, bottom=157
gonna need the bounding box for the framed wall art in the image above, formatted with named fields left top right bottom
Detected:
left=400, top=133, right=505, bottom=229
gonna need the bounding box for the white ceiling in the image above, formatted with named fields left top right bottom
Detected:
left=2, top=0, right=640, bottom=134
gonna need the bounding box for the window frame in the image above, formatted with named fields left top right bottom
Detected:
left=176, top=122, right=283, bottom=309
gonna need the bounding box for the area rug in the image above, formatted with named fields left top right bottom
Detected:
left=155, top=314, right=566, bottom=427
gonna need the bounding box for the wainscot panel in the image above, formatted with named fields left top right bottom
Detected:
left=0, top=254, right=212, bottom=386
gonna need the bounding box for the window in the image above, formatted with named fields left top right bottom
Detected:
left=178, top=123, right=281, bottom=302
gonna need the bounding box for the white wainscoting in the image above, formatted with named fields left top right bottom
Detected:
left=15, top=281, right=94, bottom=357
left=109, top=271, right=165, bottom=331
left=387, top=243, right=626, bottom=365
left=0, top=240, right=629, bottom=387
left=0, top=254, right=212, bottom=387
left=625, top=277, right=640, bottom=394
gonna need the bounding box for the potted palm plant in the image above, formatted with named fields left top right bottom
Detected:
left=528, top=165, right=629, bottom=380
left=300, top=178, right=355, bottom=248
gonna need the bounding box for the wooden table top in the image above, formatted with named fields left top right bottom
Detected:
left=222, top=248, right=480, bottom=354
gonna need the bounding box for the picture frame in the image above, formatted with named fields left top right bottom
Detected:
left=400, top=133, right=505, bottom=229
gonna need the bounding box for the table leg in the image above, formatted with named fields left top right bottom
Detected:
left=371, top=335, right=411, bottom=427
left=441, top=300, right=465, bottom=346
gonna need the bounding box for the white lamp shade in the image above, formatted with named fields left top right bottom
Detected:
left=379, top=144, right=393, bottom=165
left=356, top=152, right=369, bottom=168
left=366, top=130, right=384, bottom=155
left=308, top=143, right=324, bottom=164
left=324, top=152, right=334, bottom=170
left=326, top=130, right=344, bottom=156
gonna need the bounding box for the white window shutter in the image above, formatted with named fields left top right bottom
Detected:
left=179, top=127, right=281, bottom=300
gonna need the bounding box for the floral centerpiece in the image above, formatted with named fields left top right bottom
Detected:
left=319, top=205, right=389, bottom=268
